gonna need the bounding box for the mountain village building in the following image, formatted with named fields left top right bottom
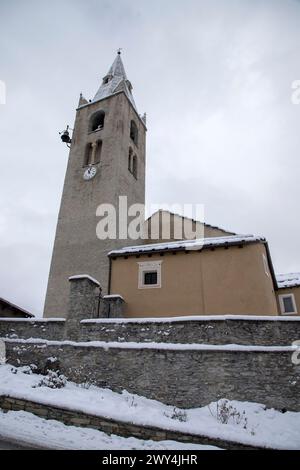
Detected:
left=1, top=52, right=300, bottom=426
left=43, top=52, right=300, bottom=320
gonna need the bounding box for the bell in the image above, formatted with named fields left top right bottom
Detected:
left=61, top=129, right=71, bottom=144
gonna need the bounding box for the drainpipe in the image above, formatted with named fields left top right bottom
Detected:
left=108, top=257, right=112, bottom=295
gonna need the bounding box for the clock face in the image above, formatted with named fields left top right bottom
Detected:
left=83, top=166, right=97, bottom=181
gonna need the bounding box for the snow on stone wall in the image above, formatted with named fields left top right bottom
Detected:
left=3, top=339, right=300, bottom=412
left=1, top=316, right=299, bottom=346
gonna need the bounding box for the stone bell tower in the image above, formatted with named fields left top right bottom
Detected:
left=43, top=52, right=146, bottom=318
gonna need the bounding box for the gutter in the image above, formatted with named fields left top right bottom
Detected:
left=108, top=257, right=112, bottom=295
left=108, top=239, right=265, bottom=259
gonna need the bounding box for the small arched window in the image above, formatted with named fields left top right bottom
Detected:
left=128, top=147, right=133, bottom=172
left=89, top=110, right=105, bottom=132
left=84, top=140, right=102, bottom=166
left=132, top=155, right=138, bottom=179
left=84, top=143, right=93, bottom=166
left=94, top=140, right=102, bottom=164
left=130, top=120, right=138, bottom=146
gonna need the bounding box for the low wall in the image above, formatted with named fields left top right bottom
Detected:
left=1, top=316, right=300, bottom=346
left=0, top=395, right=263, bottom=450
left=0, top=319, right=65, bottom=341
left=79, top=317, right=300, bottom=345
left=4, top=339, right=300, bottom=411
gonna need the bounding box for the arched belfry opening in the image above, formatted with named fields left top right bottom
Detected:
left=89, top=110, right=105, bottom=132
left=128, top=147, right=133, bottom=172
left=130, top=120, right=138, bottom=146
left=84, top=140, right=102, bottom=166
left=132, top=155, right=138, bottom=179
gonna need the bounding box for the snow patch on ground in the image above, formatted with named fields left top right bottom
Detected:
left=0, top=410, right=218, bottom=450
left=0, top=365, right=299, bottom=449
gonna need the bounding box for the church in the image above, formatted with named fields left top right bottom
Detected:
left=43, top=52, right=300, bottom=320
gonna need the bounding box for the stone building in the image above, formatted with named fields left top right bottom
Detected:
left=44, top=52, right=146, bottom=318
left=43, top=52, right=299, bottom=320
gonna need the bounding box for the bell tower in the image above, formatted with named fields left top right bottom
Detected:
left=43, top=52, right=146, bottom=318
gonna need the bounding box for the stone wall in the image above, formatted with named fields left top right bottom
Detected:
left=0, top=319, right=65, bottom=341
left=0, top=395, right=263, bottom=450
left=79, top=317, right=300, bottom=346
left=65, top=276, right=125, bottom=340
left=2, top=316, right=299, bottom=346
left=4, top=339, right=300, bottom=411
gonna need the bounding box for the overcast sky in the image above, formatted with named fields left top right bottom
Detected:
left=0, top=0, right=300, bottom=316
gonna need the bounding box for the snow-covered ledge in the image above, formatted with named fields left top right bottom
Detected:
left=0, top=318, right=66, bottom=322
left=69, top=274, right=100, bottom=287
left=101, top=294, right=125, bottom=319
left=80, top=314, right=300, bottom=324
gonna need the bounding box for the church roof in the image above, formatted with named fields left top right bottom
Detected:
left=92, top=52, right=136, bottom=110
left=276, top=273, right=300, bottom=289
left=108, top=234, right=266, bottom=257
left=145, top=210, right=237, bottom=236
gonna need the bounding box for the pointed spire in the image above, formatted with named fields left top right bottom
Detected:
left=78, top=93, right=88, bottom=107
left=105, top=50, right=127, bottom=80
left=93, top=51, right=136, bottom=109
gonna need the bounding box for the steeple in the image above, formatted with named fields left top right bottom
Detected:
left=93, top=51, right=136, bottom=109
left=43, top=51, right=146, bottom=318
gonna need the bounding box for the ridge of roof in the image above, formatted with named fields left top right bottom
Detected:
left=145, top=210, right=237, bottom=235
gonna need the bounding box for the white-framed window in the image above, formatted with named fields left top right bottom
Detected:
left=262, top=254, right=270, bottom=277
left=138, top=261, right=162, bottom=289
left=279, top=293, right=298, bottom=315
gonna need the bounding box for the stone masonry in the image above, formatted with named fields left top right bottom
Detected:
left=1, top=276, right=300, bottom=414
left=3, top=339, right=300, bottom=411
left=43, top=54, right=147, bottom=318
left=0, top=396, right=266, bottom=450
left=1, top=315, right=299, bottom=346
left=65, top=276, right=125, bottom=340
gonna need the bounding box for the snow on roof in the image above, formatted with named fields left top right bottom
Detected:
left=276, top=273, right=300, bottom=289
left=92, top=53, right=137, bottom=110
left=108, top=234, right=266, bottom=257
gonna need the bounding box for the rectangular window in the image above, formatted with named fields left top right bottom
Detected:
left=138, top=261, right=162, bottom=289
left=279, top=294, right=297, bottom=315
left=144, top=271, right=158, bottom=285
